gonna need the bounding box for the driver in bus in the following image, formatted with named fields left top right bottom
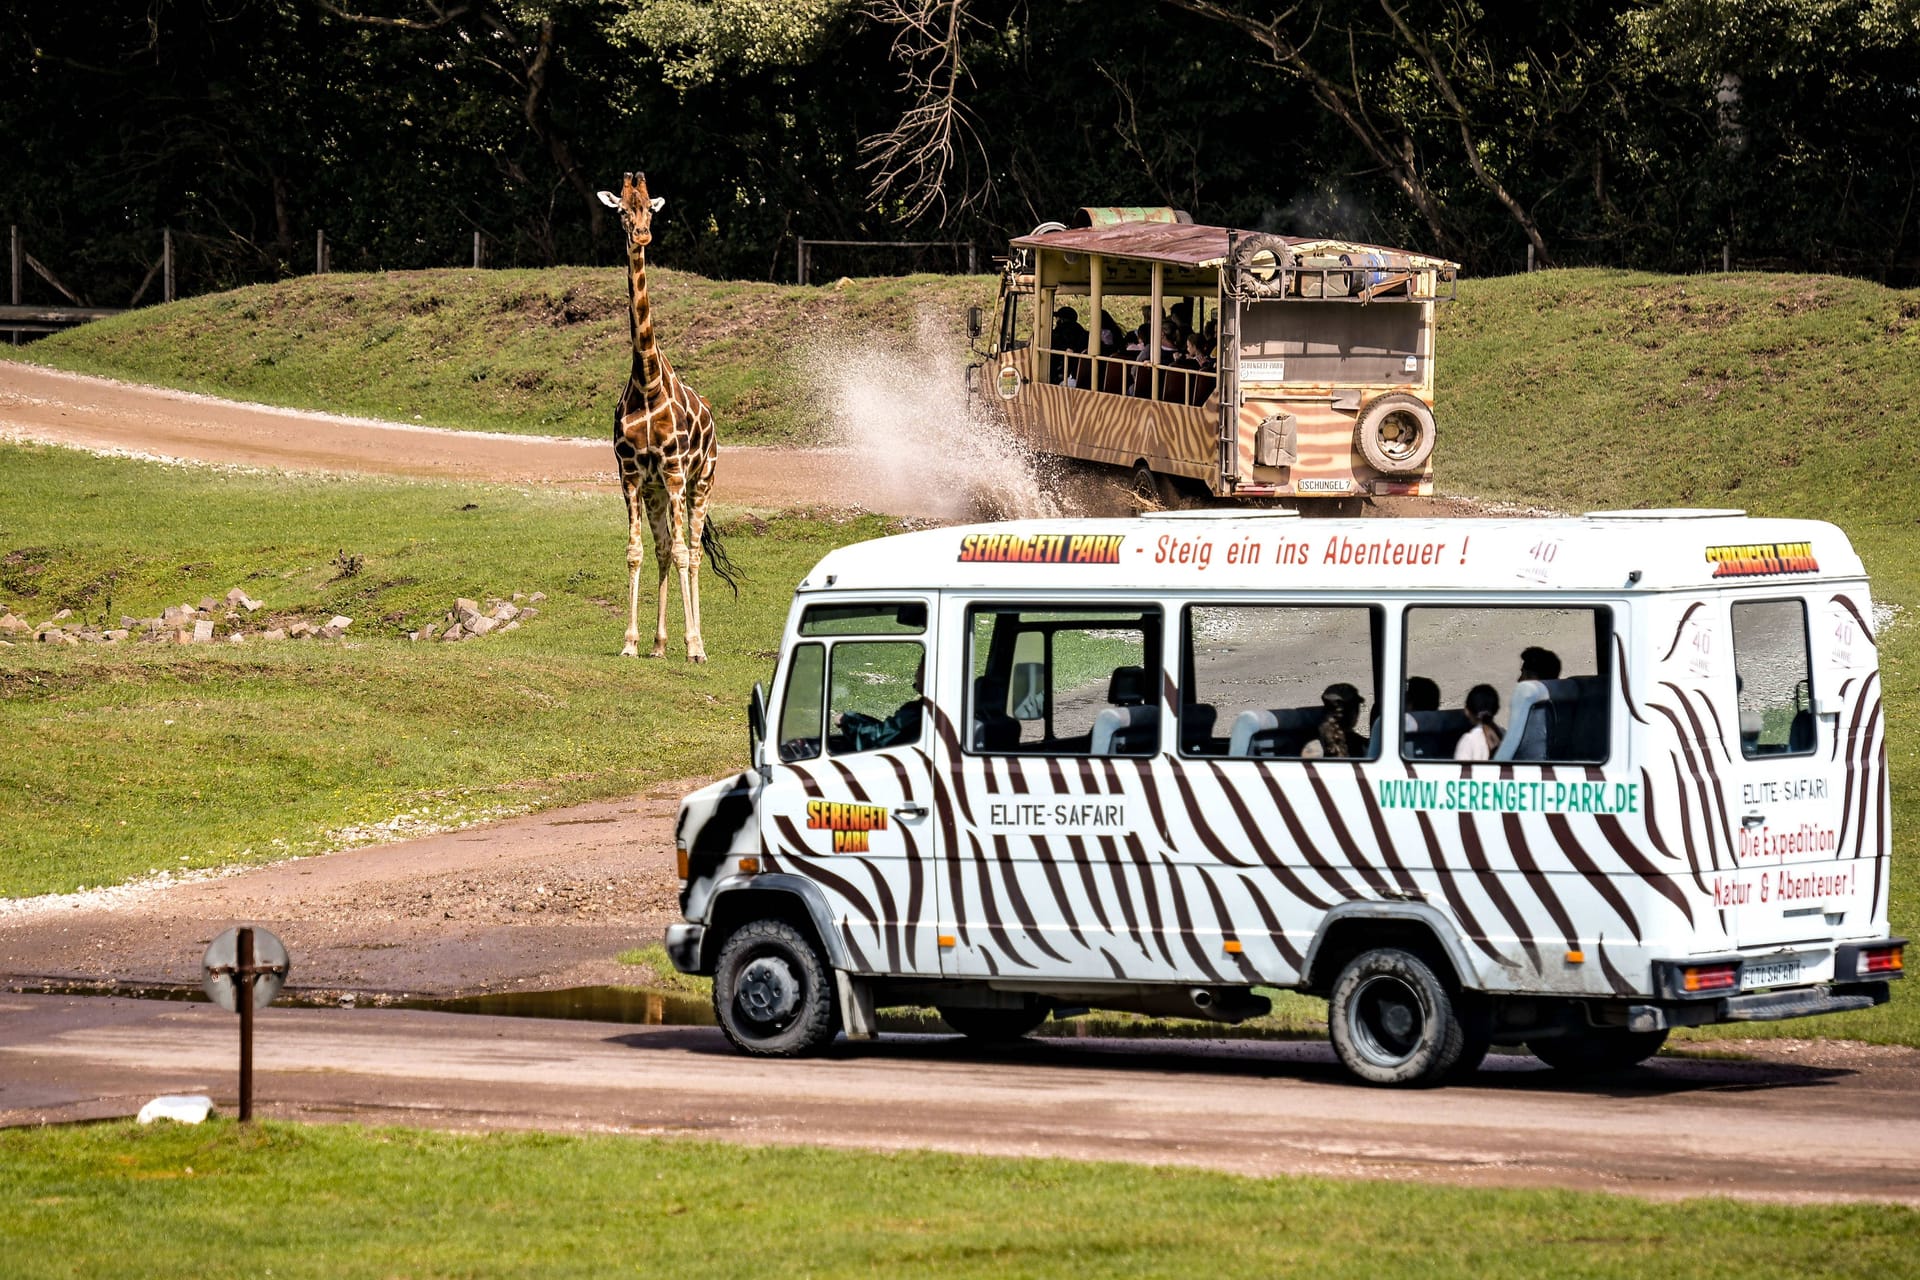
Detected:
left=1050, top=307, right=1089, bottom=387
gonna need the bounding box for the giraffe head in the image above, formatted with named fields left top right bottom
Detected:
left=596, top=172, right=666, bottom=248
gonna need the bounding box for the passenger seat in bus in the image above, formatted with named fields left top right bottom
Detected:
left=1091, top=666, right=1160, bottom=755
left=1494, top=677, right=1609, bottom=762
left=972, top=675, right=1020, bottom=752
left=1404, top=709, right=1472, bottom=759
left=1226, top=707, right=1326, bottom=758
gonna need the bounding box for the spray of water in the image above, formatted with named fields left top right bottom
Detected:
left=801, top=311, right=1063, bottom=520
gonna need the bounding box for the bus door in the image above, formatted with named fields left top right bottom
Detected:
left=759, top=598, right=945, bottom=977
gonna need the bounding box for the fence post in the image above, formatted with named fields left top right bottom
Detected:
left=1722, top=242, right=1731, bottom=273
left=1526, top=242, right=1535, bottom=273
left=796, top=238, right=807, bottom=287
left=473, top=230, right=482, bottom=269
left=968, top=242, right=977, bottom=275
left=163, top=228, right=175, bottom=303
left=316, top=228, right=327, bottom=275
left=9, top=225, right=18, bottom=305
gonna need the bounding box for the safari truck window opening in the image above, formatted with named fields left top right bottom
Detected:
left=1178, top=602, right=1385, bottom=761
left=1731, top=598, right=1816, bottom=759
left=672, top=512, right=1899, bottom=1086
left=1400, top=604, right=1616, bottom=766
left=966, top=604, right=1162, bottom=756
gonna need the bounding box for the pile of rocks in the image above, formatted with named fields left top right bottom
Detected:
left=0, top=587, right=352, bottom=647
left=411, top=592, right=543, bottom=643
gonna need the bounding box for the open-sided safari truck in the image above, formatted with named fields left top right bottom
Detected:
left=967, top=208, right=1459, bottom=501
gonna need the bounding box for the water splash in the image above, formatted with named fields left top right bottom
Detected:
left=801, top=312, right=1063, bottom=520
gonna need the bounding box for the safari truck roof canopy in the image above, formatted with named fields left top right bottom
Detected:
left=798, top=511, right=1859, bottom=597
left=1009, top=220, right=1459, bottom=277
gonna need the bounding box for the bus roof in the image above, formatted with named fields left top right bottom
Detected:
left=797, top=512, right=1863, bottom=597
left=1008, top=221, right=1459, bottom=273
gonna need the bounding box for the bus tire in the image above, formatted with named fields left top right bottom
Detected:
left=712, top=919, right=839, bottom=1058
left=1352, top=394, right=1436, bottom=476
left=1328, top=947, right=1466, bottom=1086
left=1527, top=1028, right=1668, bottom=1074
left=937, top=1004, right=1049, bottom=1042
left=1230, top=233, right=1293, bottom=299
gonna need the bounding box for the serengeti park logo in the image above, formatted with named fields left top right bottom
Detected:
left=958, top=531, right=1125, bottom=564
left=806, top=800, right=890, bottom=853
left=1706, top=541, right=1819, bottom=578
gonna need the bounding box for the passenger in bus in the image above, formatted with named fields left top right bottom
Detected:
left=1299, top=682, right=1371, bottom=759
left=1504, top=647, right=1562, bottom=760
left=1184, top=332, right=1216, bottom=405
left=1050, top=307, right=1089, bottom=387
left=1453, top=684, right=1504, bottom=761
left=1098, top=311, right=1127, bottom=394
left=1403, top=676, right=1441, bottom=729
left=1160, top=319, right=1189, bottom=403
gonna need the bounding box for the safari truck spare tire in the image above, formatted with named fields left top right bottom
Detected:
left=712, top=919, right=839, bottom=1057
left=1352, top=393, right=1436, bottom=476
left=937, top=1004, right=1050, bottom=1042
left=1229, top=233, right=1293, bottom=300
left=1328, top=947, right=1468, bottom=1086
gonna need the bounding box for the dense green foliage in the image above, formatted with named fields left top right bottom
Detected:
left=3, top=1, right=1915, bottom=303
left=3, top=1121, right=1915, bottom=1278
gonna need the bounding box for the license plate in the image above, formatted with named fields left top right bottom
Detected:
left=1741, top=957, right=1803, bottom=990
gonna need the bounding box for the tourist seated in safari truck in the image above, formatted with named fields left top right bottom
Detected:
left=967, top=207, right=1459, bottom=504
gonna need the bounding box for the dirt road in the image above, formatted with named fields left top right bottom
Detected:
left=0, top=362, right=899, bottom=511
left=0, top=790, right=693, bottom=998
left=6, top=993, right=1918, bottom=1204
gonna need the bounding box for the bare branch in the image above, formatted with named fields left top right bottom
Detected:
left=859, top=0, right=992, bottom=224
left=314, top=1, right=471, bottom=32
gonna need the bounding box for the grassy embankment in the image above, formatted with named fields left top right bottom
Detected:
left=18, top=267, right=991, bottom=443
left=5, top=266, right=1920, bottom=1047
left=1, top=1121, right=1912, bottom=1279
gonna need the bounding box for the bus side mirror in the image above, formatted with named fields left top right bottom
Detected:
left=966, top=306, right=983, bottom=340
left=748, top=682, right=768, bottom=778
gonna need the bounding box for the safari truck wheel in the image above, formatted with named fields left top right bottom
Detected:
left=1328, top=948, right=1466, bottom=1086
left=712, top=919, right=839, bottom=1057
left=1352, top=393, right=1436, bottom=476
left=937, top=1004, right=1050, bottom=1043
left=1527, top=1028, right=1668, bottom=1075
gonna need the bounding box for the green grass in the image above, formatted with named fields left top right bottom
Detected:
left=13, top=268, right=993, bottom=444
left=0, top=442, right=896, bottom=896
left=0, top=1121, right=1912, bottom=1278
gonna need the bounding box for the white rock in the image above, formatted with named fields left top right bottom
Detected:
left=327, top=615, right=353, bottom=631
left=192, top=620, right=215, bottom=644
left=137, top=1094, right=213, bottom=1125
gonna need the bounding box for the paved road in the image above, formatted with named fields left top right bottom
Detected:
left=5, top=993, right=1917, bottom=1204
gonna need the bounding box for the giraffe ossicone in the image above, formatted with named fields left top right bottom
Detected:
left=607, top=170, right=735, bottom=661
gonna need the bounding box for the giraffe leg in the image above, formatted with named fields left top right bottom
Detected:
left=642, top=480, right=673, bottom=659
left=620, top=467, right=647, bottom=658
left=662, top=474, right=703, bottom=663
left=683, top=483, right=708, bottom=664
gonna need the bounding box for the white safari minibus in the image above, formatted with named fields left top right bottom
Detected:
left=666, top=510, right=1900, bottom=1085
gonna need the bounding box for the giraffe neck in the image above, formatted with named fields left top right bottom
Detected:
left=625, top=243, right=669, bottom=413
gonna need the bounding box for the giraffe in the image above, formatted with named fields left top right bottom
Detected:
left=596, top=172, right=735, bottom=661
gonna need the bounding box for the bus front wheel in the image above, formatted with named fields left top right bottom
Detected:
left=712, top=919, right=839, bottom=1057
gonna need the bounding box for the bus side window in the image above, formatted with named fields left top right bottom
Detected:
left=827, top=640, right=925, bottom=755
left=1400, top=606, right=1612, bottom=765
left=1732, top=599, right=1815, bottom=758
left=967, top=606, right=1161, bottom=756
left=777, top=642, right=826, bottom=762
left=1183, top=604, right=1380, bottom=760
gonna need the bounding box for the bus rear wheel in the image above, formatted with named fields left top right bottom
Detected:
left=1328, top=947, right=1467, bottom=1086
left=1527, top=1028, right=1668, bottom=1074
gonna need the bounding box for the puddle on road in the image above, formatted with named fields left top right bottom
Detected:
left=397, top=985, right=716, bottom=1026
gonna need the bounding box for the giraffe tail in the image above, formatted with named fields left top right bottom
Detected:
left=702, top=519, right=743, bottom=599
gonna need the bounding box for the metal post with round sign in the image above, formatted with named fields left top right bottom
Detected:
left=201, top=926, right=290, bottom=1122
